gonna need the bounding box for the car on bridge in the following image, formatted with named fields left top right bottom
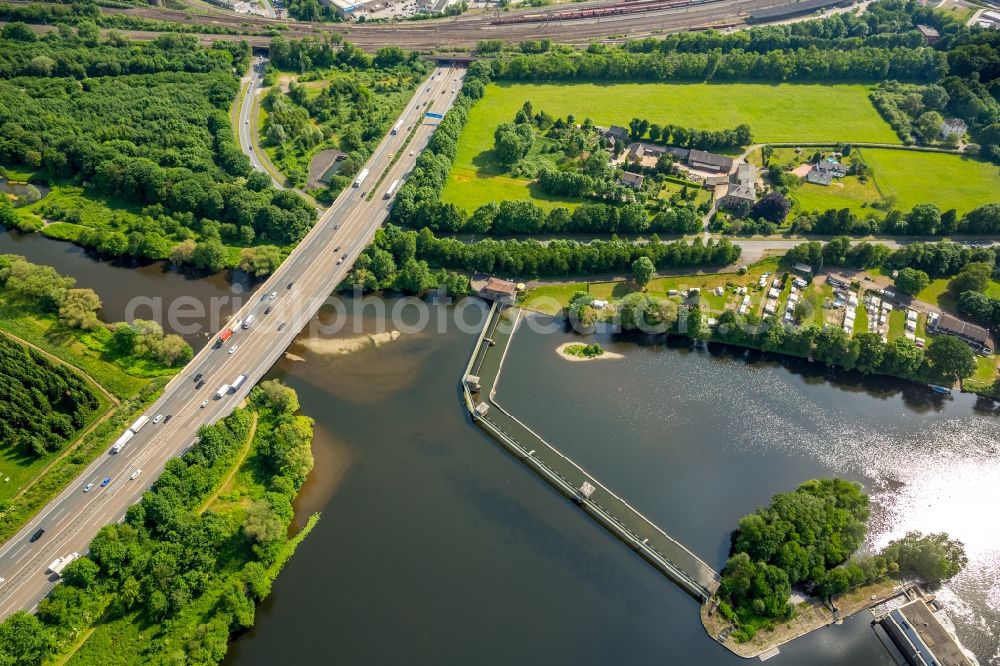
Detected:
left=100, top=477, right=112, bottom=488
left=229, top=345, right=238, bottom=354
left=83, top=482, right=94, bottom=493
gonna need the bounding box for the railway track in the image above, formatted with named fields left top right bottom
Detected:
left=491, top=0, right=725, bottom=25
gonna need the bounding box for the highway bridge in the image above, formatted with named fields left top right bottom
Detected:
left=0, top=65, right=467, bottom=619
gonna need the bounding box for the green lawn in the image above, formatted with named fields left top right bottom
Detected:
left=791, top=177, right=882, bottom=215
left=860, top=148, right=1000, bottom=214
left=443, top=82, right=897, bottom=212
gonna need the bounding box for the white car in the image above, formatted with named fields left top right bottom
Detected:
left=229, top=345, right=238, bottom=354
left=200, top=400, right=209, bottom=409
left=152, top=414, right=163, bottom=424
left=83, top=482, right=94, bottom=493
left=270, top=291, right=277, bottom=299
left=130, top=469, right=141, bottom=481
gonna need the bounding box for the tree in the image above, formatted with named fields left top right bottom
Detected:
left=239, top=245, right=283, bottom=277
left=58, top=288, right=102, bottom=331
left=0, top=611, right=53, bottom=665
left=257, top=379, right=300, bottom=414
left=926, top=334, right=976, bottom=382
left=854, top=332, right=886, bottom=374
left=169, top=239, right=197, bottom=266
left=906, top=203, right=941, bottom=235
left=192, top=239, right=227, bottom=273
left=894, top=268, right=930, bottom=297
left=632, top=256, right=655, bottom=288
left=153, top=335, right=193, bottom=367
left=243, top=501, right=284, bottom=546
left=882, top=531, right=967, bottom=584
left=950, top=261, right=992, bottom=294
left=60, top=557, right=100, bottom=589
left=814, top=326, right=857, bottom=369
left=914, top=111, right=944, bottom=143
left=395, top=258, right=434, bottom=294
left=882, top=336, right=925, bottom=377
left=752, top=192, right=791, bottom=223
left=493, top=122, right=534, bottom=165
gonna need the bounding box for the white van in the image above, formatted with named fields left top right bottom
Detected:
left=242, top=315, right=255, bottom=330
left=231, top=374, right=247, bottom=391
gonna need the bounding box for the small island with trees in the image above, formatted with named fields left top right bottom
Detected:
left=703, top=478, right=968, bottom=657
left=556, top=342, right=620, bottom=361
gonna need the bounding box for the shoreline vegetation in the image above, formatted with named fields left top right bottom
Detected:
left=556, top=342, right=620, bottom=361
left=0, top=381, right=318, bottom=665
left=701, top=479, right=966, bottom=657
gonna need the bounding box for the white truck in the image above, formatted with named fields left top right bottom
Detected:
left=129, top=415, right=149, bottom=433
left=215, top=384, right=230, bottom=399
left=111, top=429, right=134, bottom=454
left=47, top=552, right=80, bottom=577
left=242, top=314, right=255, bottom=330
left=391, top=119, right=403, bottom=135
left=231, top=374, right=247, bottom=391
left=353, top=168, right=370, bottom=188
left=384, top=179, right=400, bottom=200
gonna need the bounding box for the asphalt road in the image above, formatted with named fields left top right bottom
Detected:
left=237, top=61, right=275, bottom=183
left=0, top=64, right=466, bottom=619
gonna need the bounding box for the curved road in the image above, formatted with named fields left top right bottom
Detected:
left=0, top=64, right=466, bottom=619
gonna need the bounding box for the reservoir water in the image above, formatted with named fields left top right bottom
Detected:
left=2, top=231, right=996, bottom=664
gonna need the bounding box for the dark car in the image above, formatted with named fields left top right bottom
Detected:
left=30, top=528, right=45, bottom=542
left=163, top=415, right=172, bottom=424
left=334, top=224, right=340, bottom=230
left=196, top=380, right=206, bottom=389
left=286, top=282, right=294, bottom=289
left=194, top=373, right=203, bottom=382
left=334, top=246, right=341, bottom=252
left=265, top=306, right=273, bottom=314
left=278, top=322, right=286, bottom=331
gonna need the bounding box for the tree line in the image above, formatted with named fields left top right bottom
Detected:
left=789, top=203, right=1000, bottom=237
left=0, top=381, right=315, bottom=665
left=0, top=334, right=100, bottom=458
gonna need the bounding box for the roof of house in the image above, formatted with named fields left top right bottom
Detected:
left=605, top=125, right=629, bottom=140
left=688, top=149, right=734, bottom=171
left=666, top=146, right=690, bottom=160
left=806, top=170, right=832, bottom=185
left=936, top=313, right=990, bottom=344
left=916, top=24, right=940, bottom=38
left=482, top=277, right=517, bottom=297
left=723, top=163, right=757, bottom=202
left=943, top=117, right=968, bottom=130
left=620, top=171, right=644, bottom=187
left=793, top=262, right=813, bottom=274
left=815, top=160, right=849, bottom=175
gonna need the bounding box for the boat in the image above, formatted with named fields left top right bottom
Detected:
left=928, top=385, right=952, bottom=395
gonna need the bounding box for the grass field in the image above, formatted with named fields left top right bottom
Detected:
left=860, top=148, right=1000, bottom=214
left=443, top=82, right=897, bottom=212
left=790, top=177, right=882, bottom=215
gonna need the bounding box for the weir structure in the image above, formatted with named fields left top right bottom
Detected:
left=461, top=302, right=721, bottom=602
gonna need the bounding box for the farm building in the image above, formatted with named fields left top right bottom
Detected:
left=720, top=163, right=758, bottom=207
left=688, top=149, right=734, bottom=173
left=932, top=313, right=991, bottom=351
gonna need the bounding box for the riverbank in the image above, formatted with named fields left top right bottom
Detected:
left=702, top=577, right=901, bottom=658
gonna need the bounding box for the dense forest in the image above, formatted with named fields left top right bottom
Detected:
left=0, top=28, right=316, bottom=268
left=717, top=479, right=967, bottom=641
left=0, top=382, right=315, bottom=665
left=0, top=335, right=100, bottom=457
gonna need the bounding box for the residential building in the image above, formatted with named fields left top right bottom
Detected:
left=626, top=142, right=667, bottom=164
left=604, top=125, right=629, bottom=144
left=720, top=162, right=757, bottom=208
left=941, top=118, right=968, bottom=139
left=916, top=24, right=940, bottom=44
left=687, top=149, right=734, bottom=173
left=814, top=160, right=849, bottom=178
left=619, top=171, right=645, bottom=189
left=806, top=169, right=832, bottom=186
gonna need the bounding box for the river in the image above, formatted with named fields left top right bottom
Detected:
left=3, top=231, right=997, bottom=664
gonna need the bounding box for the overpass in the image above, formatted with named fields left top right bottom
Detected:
left=0, top=65, right=467, bottom=619
left=462, top=303, right=721, bottom=602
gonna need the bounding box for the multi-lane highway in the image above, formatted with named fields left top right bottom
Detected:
left=0, top=64, right=466, bottom=619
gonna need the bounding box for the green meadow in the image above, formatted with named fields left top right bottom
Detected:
left=442, top=82, right=898, bottom=211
